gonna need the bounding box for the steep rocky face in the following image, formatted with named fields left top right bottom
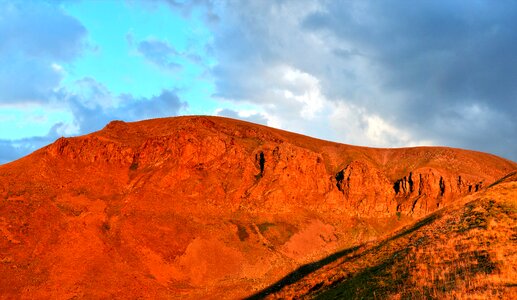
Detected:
left=1, top=116, right=515, bottom=299
left=392, top=168, right=487, bottom=216
left=334, top=161, right=397, bottom=215
left=42, top=123, right=509, bottom=218
left=330, top=161, right=493, bottom=217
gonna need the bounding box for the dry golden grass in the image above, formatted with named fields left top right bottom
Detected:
left=263, top=180, right=517, bottom=299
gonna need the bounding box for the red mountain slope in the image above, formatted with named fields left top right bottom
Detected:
left=0, top=116, right=515, bottom=298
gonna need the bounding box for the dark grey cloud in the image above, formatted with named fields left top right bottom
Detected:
left=203, top=1, right=517, bottom=161
left=301, top=1, right=517, bottom=159
left=303, top=1, right=517, bottom=111
left=137, top=39, right=182, bottom=70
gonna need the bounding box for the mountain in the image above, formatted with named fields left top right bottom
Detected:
left=0, top=116, right=515, bottom=299
left=256, top=177, right=517, bottom=299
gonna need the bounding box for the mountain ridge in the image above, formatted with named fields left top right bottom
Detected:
left=1, top=115, right=516, bottom=299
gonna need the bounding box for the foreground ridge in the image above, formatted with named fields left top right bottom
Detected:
left=260, top=179, right=517, bottom=299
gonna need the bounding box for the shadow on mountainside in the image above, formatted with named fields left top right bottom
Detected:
left=246, top=181, right=517, bottom=299
left=245, top=213, right=441, bottom=299
left=245, top=245, right=361, bottom=299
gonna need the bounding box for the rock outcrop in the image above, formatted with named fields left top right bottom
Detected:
left=334, top=161, right=397, bottom=215
left=392, top=168, right=488, bottom=216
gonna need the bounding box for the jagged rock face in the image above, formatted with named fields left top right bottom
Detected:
left=330, top=162, right=490, bottom=217
left=1, top=116, right=516, bottom=299
left=393, top=168, right=487, bottom=216
left=43, top=126, right=504, bottom=217
left=334, top=161, right=397, bottom=215
left=243, top=142, right=332, bottom=211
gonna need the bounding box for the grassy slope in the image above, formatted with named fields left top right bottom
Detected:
left=264, top=180, right=517, bottom=299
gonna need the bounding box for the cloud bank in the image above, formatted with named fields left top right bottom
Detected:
left=206, top=0, right=517, bottom=160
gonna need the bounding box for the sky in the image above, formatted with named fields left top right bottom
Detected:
left=1, top=0, right=517, bottom=164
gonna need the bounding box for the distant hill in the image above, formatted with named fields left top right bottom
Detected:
left=0, top=116, right=515, bottom=298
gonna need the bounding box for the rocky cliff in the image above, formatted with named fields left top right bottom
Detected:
left=41, top=117, right=514, bottom=216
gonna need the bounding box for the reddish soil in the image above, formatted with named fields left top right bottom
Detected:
left=0, top=116, right=515, bottom=299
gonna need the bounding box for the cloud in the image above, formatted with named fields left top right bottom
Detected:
left=302, top=1, right=517, bottom=110
left=0, top=0, right=91, bottom=163
left=0, top=58, right=63, bottom=103
left=0, top=0, right=86, bottom=103
left=137, top=38, right=182, bottom=70
left=0, top=139, right=42, bottom=164
left=119, top=90, right=187, bottom=120
left=134, top=35, right=211, bottom=71
left=216, top=108, right=268, bottom=126
left=203, top=1, right=517, bottom=160
left=329, top=102, right=433, bottom=148
left=214, top=65, right=325, bottom=119
left=3, top=0, right=517, bottom=164
left=0, top=122, right=67, bottom=164
left=60, top=78, right=187, bottom=134
left=0, top=1, right=86, bottom=60
left=0, top=76, right=187, bottom=164
left=209, top=3, right=416, bottom=145
left=150, top=0, right=220, bottom=24
left=301, top=1, right=517, bottom=158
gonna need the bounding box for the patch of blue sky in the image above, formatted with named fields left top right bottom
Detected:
left=61, top=0, right=215, bottom=111
left=0, top=106, right=73, bottom=140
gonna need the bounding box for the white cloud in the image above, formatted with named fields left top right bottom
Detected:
left=364, top=115, right=409, bottom=147
left=51, top=63, right=64, bottom=73
left=280, top=66, right=325, bottom=120
left=215, top=107, right=270, bottom=126
left=329, top=101, right=431, bottom=148
left=54, top=121, right=80, bottom=136
left=214, top=59, right=421, bottom=147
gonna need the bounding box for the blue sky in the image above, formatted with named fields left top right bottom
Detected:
left=1, top=0, right=517, bottom=163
